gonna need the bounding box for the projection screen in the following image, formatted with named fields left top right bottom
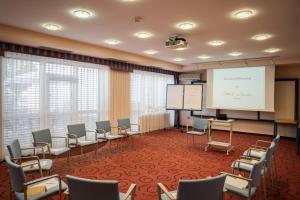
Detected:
left=206, top=66, right=275, bottom=112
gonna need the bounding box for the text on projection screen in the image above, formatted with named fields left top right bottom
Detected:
left=212, top=67, right=265, bottom=110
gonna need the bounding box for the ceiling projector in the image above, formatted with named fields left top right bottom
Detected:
left=165, top=36, right=188, bottom=50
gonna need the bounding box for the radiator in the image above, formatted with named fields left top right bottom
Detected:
left=139, top=112, right=170, bottom=133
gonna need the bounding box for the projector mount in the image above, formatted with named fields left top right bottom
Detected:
left=165, top=35, right=188, bottom=50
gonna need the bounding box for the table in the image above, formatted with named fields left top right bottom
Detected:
left=274, top=119, right=299, bottom=155
left=205, top=119, right=234, bottom=155
left=273, top=119, right=298, bottom=137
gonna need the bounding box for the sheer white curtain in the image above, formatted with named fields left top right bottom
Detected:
left=130, top=70, right=174, bottom=127
left=2, top=52, right=109, bottom=150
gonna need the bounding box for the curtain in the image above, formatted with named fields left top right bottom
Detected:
left=110, top=70, right=130, bottom=129
left=139, top=112, right=170, bottom=133
left=130, top=70, right=175, bottom=128
left=1, top=52, right=109, bottom=156
left=0, top=56, right=3, bottom=160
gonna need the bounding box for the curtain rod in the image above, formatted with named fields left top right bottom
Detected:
left=191, top=56, right=279, bottom=66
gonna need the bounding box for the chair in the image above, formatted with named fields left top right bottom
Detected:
left=66, top=175, right=136, bottom=200
left=96, top=120, right=125, bottom=152
left=222, top=156, right=265, bottom=200
left=157, top=174, right=226, bottom=200
left=5, top=156, right=67, bottom=200
left=32, top=129, right=70, bottom=159
left=7, top=139, right=52, bottom=176
left=242, top=134, right=280, bottom=159
left=186, top=118, right=208, bottom=145
left=67, top=123, right=98, bottom=155
left=117, top=118, right=140, bottom=136
left=232, top=142, right=276, bottom=198
left=243, top=134, right=280, bottom=180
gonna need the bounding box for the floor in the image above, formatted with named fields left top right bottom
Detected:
left=0, top=130, right=299, bottom=200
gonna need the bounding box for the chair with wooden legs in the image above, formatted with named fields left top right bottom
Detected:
left=243, top=134, right=280, bottom=159
left=5, top=156, right=67, bottom=200
left=32, top=129, right=70, bottom=160
left=243, top=135, right=280, bottom=181
left=96, top=120, right=125, bottom=153
left=157, top=174, right=226, bottom=200
left=67, top=123, right=99, bottom=155
left=66, top=175, right=136, bottom=200
left=231, top=151, right=271, bottom=199
left=117, top=118, right=141, bottom=148
left=117, top=118, right=141, bottom=136
left=7, top=139, right=52, bottom=176
left=222, top=156, right=266, bottom=200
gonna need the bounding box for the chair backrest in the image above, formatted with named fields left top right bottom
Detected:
left=5, top=156, right=26, bottom=193
left=274, top=134, right=280, bottom=145
left=67, top=123, right=86, bottom=138
left=192, top=118, right=208, bottom=130
left=265, top=142, right=276, bottom=168
left=273, top=134, right=280, bottom=154
left=117, top=118, right=130, bottom=129
left=66, top=175, right=120, bottom=200
left=249, top=155, right=265, bottom=187
left=32, top=129, right=52, bottom=146
left=96, top=121, right=112, bottom=133
left=7, top=139, right=22, bottom=159
left=177, top=174, right=226, bottom=200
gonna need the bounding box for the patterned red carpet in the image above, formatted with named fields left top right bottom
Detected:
left=1, top=130, right=300, bottom=200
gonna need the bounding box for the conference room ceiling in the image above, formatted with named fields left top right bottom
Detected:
left=0, top=0, right=300, bottom=66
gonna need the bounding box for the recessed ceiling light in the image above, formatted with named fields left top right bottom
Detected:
left=252, top=33, right=272, bottom=41
left=71, top=9, right=94, bottom=19
left=228, top=51, right=243, bottom=56
left=144, top=50, right=158, bottom=55
left=207, top=40, right=225, bottom=46
left=42, top=23, right=62, bottom=31
left=176, top=22, right=196, bottom=30
left=173, top=58, right=184, bottom=62
left=197, top=55, right=211, bottom=59
left=264, top=48, right=281, bottom=53
left=104, top=39, right=121, bottom=45
left=121, top=0, right=138, bottom=2
left=134, top=31, right=152, bottom=39
left=232, top=9, right=257, bottom=19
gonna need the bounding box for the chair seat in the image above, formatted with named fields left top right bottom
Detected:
left=48, top=147, right=70, bottom=156
left=161, top=190, right=177, bottom=200
left=15, top=177, right=68, bottom=200
left=224, top=175, right=256, bottom=198
left=187, top=131, right=206, bottom=136
left=120, top=192, right=132, bottom=200
left=231, top=161, right=254, bottom=172
left=243, top=149, right=266, bottom=159
left=127, top=131, right=140, bottom=136
left=224, top=183, right=256, bottom=198
left=106, top=134, right=125, bottom=140
left=98, top=133, right=125, bottom=140
left=77, top=140, right=97, bottom=146
left=21, top=159, right=53, bottom=172
left=232, top=162, right=266, bottom=176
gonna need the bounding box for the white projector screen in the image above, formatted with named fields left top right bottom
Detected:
left=166, top=85, right=184, bottom=109
left=207, top=66, right=275, bottom=111
left=183, top=85, right=203, bottom=110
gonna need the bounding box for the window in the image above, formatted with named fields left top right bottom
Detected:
left=130, top=70, right=174, bottom=126
left=2, top=52, right=109, bottom=148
